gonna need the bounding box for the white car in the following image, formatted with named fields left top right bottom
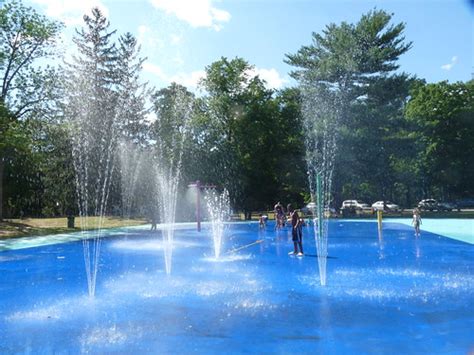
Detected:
left=372, top=201, right=400, bottom=212
left=341, top=200, right=368, bottom=210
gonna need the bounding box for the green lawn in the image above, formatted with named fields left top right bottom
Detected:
left=0, top=216, right=147, bottom=239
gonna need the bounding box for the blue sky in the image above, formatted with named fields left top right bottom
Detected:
left=26, top=0, right=473, bottom=91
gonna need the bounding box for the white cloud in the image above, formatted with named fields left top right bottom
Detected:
left=170, top=70, right=207, bottom=89
left=247, top=67, right=288, bottom=90
left=143, top=62, right=206, bottom=90
left=172, top=54, right=185, bottom=66
left=441, top=56, right=458, bottom=71
left=170, top=34, right=183, bottom=45
left=149, top=0, right=231, bottom=31
left=137, top=25, right=164, bottom=51
left=143, top=63, right=286, bottom=92
left=143, top=62, right=168, bottom=81
left=30, top=0, right=109, bottom=25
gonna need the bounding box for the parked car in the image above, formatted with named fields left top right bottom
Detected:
left=371, top=201, right=400, bottom=212
left=341, top=200, right=368, bottom=210
left=301, top=202, right=336, bottom=216
left=437, top=201, right=457, bottom=211
left=456, top=198, right=474, bottom=209
left=301, top=202, right=317, bottom=214
left=418, top=199, right=438, bottom=211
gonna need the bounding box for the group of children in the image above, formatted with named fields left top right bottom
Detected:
left=258, top=202, right=305, bottom=257
left=257, top=204, right=423, bottom=259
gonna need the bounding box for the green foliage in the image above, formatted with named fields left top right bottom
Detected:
left=194, top=57, right=305, bottom=213
left=151, top=82, right=194, bottom=156
left=116, top=32, right=150, bottom=145
left=33, top=121, right=76, bottom=216
left=0, top=3, right=472, bottom=219
left=405, top=80, right=474, bottom=198
left=286, top=9, right=411, bottom=94
left=0, top=0, right=63, bottom=118
left=287, top=9, right=415, bottom=207
left=0, top=0, right=62, bottom=219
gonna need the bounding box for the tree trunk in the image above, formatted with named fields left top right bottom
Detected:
left=0, top=157, right=3, bottom=221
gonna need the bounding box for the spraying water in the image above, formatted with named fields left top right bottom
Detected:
left=153, top=85, right=193, bottom=274
left=119, top=141, right=144, bottom=224
left=68, top=87, right=121, bottom=297
left=302, top=86, right=339, bottom=286
left=63, top=9, right=152, bottom=296
left=204, top=188, right=231, bottom=258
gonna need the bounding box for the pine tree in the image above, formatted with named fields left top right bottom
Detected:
left=116, top=32, right=150, bottom=145
left=63, top=7, right=119, bottom=218
left=286, top=9, right=413, bottom=207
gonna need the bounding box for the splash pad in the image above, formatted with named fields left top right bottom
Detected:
left=0, top=220, right=472, bottom=353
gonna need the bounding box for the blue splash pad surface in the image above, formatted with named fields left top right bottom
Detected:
left=385, top=218, right=474, bottom=244
left=0, top=221, right=473, bottom=354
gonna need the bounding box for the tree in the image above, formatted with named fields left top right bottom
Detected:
left=32, top=120, right=76, bottom=217
left=273, top=88, right=306, bottom=206
left=286, top=9, right=413, bottom=207
left=0, top=0, right=62, bottom=220
left=63, top=7, right=120, bottom=218
left=116, top=32, right=150, bottom=145
left=151, top=82, right=194, bottom=162
left=405, top=80, right=474, bottom=199
left=198, top=57, right=257, bottom=212
left=196, top=57, right=306, bottom=216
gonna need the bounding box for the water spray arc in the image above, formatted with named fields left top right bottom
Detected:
left=302, top=86, right=339, bottom=287
left=204, top=188, right=231, bottom=259
left=315, top=173, right=328, bottom=286
left=153, top=86, right=193, bottom=274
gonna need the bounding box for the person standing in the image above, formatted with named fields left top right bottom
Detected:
left=412, top=208, right=422, bottom=237
left=150, top=211, right=157, bottom=231
left=258, top=213, right=267, bottom=229
left=287, top=204, right=304, bottom=256
left=274, top=202, right=285, bottom=230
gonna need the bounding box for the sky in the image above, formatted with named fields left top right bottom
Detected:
left=24, top=0, right=473, bottom=92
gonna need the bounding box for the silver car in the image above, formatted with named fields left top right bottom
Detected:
left=372, top=201, right=400, bottom=212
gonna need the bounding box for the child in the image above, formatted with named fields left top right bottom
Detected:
left=259, top=213, right=267, bottom=229
left=274, top=202, right=285, bottom=230
left=412, top=208, right=422, bottom=237
left=287, top=204, right=304, bottom=257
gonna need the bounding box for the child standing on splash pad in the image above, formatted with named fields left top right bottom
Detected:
left=259, top=213, right=267, bottom=229
left=412, top=208, right=422, bottom=237
left=274, top=202, right=285, bottom=230
left=287, top=204, right=304, bottom=257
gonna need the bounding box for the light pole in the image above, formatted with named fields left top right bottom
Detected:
left=188, top=181, right=216, bottom=232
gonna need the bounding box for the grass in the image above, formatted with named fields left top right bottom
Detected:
left=0, top=216, right=147, bottom=239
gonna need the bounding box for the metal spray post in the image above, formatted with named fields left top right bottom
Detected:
left=316, top=173, right=324, bottom=240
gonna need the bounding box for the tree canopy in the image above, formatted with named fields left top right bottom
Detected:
left=0, top=3, right=472, bottom=221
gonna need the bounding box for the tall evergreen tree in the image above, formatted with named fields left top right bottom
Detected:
left=63, top=7, right=119, bottom=218
left=286, top=9, right=413, bottom=207
left=116, top=32, right=150, bottom=145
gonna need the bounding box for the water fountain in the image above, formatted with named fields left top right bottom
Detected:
left=302, top=86, right=339, bottom=286
left=119, top=141, right=144, bottom=223
left=64, top=67, right=122, bottom=296
left=153, top=87, right=193, bottom=274
left=204, top=188, right=231, bottom=258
